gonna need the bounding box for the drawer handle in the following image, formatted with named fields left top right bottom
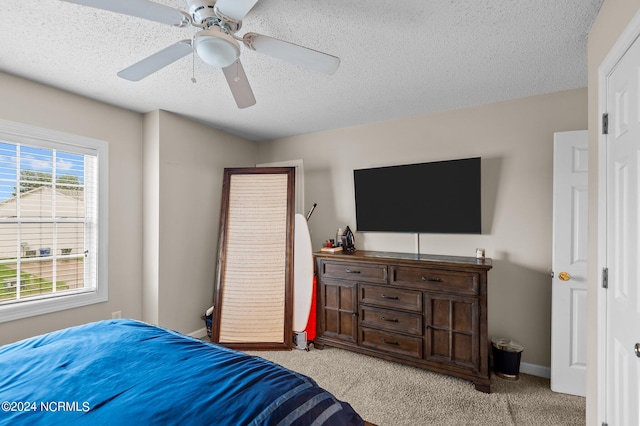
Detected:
left=345, top=269, right=361, bottom=274
left=381, top=316, right=398, bottom=322
left=422, top=276, right=442, bottom=282
left=381, top=338, right=399, bottom=345
left=380, top=294, right=399, bottom=300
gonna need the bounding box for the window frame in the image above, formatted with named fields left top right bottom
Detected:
left=0, top=119, right=108, bottom=323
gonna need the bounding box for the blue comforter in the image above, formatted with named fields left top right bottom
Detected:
left=0, top=319, right=363, bottom=425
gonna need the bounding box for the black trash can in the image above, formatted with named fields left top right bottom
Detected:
left=492, top=338, right=524, bottom=380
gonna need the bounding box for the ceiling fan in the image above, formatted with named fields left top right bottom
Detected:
left=61, top=0, right=341, bottom=108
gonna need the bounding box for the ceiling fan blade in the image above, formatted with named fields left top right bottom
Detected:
left=118, top=40, right=193, bottom=81
left=222, top=59, right=256, bottom=109
left=61, top=0, right=188, bottom=26
left=215, top=0, right=260, bottom=22
left=243, top=33, right=340, bottom=75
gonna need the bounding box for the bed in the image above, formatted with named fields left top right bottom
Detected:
left=0, top=319, right=364, bottom=425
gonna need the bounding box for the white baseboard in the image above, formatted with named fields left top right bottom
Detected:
left=188, top=327, right=208, bottom=339
left=520, top=362, right=550, bottom=379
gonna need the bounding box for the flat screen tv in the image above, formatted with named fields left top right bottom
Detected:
left=354, top=157, right=481, bottom=234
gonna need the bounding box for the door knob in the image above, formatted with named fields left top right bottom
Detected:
left=558, top=272, right=571, bottom=281
left=635, top=343, right=640, bottom=358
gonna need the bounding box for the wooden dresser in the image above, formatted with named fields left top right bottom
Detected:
left=314, top=250, right=493, bottom=392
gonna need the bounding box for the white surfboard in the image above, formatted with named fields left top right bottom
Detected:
left=293, top=213, right=314, bottom=332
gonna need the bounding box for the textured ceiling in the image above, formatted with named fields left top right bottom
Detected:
left=0, top=0, right=603, bottom=141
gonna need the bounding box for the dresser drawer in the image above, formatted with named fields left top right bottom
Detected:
left=319, top=261, right=388, bottom=284
left=360, top=327, right=423, bottom=359
left=360, top=306, right=422, bottom=336
left=359, top=284, right=422, bottom=312
left=391, top=266, right=479, bottom=295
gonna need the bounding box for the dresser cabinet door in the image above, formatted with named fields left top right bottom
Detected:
left=424, top=294, right=480, bottom=371
left=319, top=280, right=358, bottom=344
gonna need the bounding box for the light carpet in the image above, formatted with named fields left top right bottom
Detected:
left=247, top=347, right=585, bottom=426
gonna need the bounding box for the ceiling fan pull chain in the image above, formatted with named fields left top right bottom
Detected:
left=191, top=49, right=197, bottom=83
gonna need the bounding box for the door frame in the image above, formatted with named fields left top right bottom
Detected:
left=597, top=9, right=640, bottom=424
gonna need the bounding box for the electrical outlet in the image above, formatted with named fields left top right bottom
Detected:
left=111, top=311, right=122, bottom=319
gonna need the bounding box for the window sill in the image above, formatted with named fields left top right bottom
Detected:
left=0, top=289, right=107, bottom=323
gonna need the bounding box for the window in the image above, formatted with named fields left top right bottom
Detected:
left=0, top=119, right=108, bottom=322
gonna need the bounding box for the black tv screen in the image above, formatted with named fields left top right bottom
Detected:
left=354, top=157, right=481, bottom=234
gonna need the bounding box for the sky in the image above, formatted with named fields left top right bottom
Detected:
left=0, top=142, right=85, bottom=202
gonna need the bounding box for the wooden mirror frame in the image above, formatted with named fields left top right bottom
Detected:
left=211, top=167, right=295, bottom=350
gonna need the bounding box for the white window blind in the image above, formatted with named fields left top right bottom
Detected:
left=0, top=119, right=107, bottom=322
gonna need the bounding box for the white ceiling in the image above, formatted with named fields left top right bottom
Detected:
left=0, top=0, right=603, bottom=141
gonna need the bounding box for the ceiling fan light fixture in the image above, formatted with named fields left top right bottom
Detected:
left=195, top=27, right=240, bottom=68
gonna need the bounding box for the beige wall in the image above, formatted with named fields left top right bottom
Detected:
left=142, top=111, right=160, bottom=325
left=0, top=73, right=257, bottom=344
left=586, top=0, right=640, bottom=423
left=0, top=22, right=608, bottom=398
left=0, top=62, right=591, bottom=376
left=0, top=72, right=258, bottom=342
left=149, top=110, right=256, bottom=333
left=0, top=72, right=143, bottom=345
left=258, top=88, right=588, bottom=368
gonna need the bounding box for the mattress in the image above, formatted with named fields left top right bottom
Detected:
left=0, top=319, right=363, bottom=425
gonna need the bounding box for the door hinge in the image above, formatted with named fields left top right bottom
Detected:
left=602, top=267, right=609, bottom=289
left=602, top=113, right=609, bottom=135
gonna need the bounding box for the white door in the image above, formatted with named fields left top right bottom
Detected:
left=551, top=130, right=588, bottom=397
left=605, top=30, right=640, bottom=426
